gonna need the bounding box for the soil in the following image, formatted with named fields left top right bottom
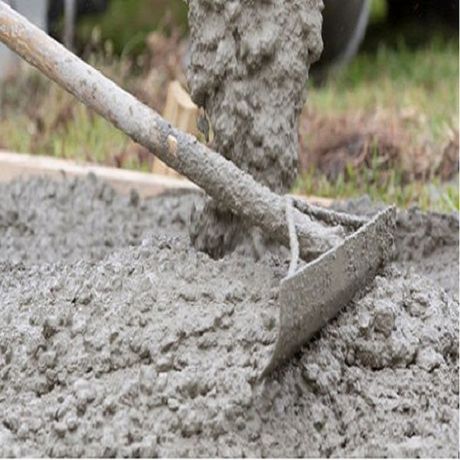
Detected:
left=0, top=175, right=458, bottom=458
left=298, top=111, right=460, bottom=183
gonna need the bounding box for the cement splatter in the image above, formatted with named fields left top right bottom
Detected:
left=0, top=176, right=458, bottom=457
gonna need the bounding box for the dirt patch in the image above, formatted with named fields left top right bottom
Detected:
left=299, top=110, right=459, bottom=183
left=0, top=176, right=458, bottom=457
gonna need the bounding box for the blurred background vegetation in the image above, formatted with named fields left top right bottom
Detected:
left=0, top=0, right=458, bottom=211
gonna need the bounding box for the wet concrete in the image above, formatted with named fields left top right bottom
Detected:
left=0, top=176, right=458, bottom=457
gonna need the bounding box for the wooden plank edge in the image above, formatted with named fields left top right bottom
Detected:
left=0, top=150, right=199, bottom=199
left=0, top=150, right=332, bottom=206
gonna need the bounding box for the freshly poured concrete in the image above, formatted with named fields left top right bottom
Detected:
left=0, top=176, right=458, bottom=457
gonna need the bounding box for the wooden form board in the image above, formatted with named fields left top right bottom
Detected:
left=152, top=81, right=199, bottom=177
left=0, top=150, right=198, bottom=198
left=0, top=150, right=332, bottom=206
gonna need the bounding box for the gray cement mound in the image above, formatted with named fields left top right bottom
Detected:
left=0, top=176, right=458, bottom=457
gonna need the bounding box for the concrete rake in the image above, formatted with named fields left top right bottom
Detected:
left=0, top=2, right=395, bottom=376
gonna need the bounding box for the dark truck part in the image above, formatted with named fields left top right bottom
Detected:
left=313, top=0, right=370, bottom=79
left=314, top=0, right=458, bottom=79
left=388, top=0, right=459, bottom=27
left=48, top=0, right=107, bottom=24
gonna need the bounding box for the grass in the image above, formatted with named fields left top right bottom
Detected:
left=75, top=0, right=188, bottom=56
left=0, top=2, right=458, bottom=212
left=308, top=37, right=458, bottom=143
left=0, top=58, right=148, bottom=171
left=296, top=26, right=459, bottom=212
left=295, top=161, right=459, bottom=213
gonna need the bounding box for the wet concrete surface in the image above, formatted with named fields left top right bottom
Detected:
left=0, top=176, right=458, bottom=457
